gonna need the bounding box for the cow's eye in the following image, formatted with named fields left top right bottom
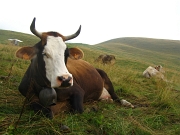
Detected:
left=42, top=52, right=49, bottom=58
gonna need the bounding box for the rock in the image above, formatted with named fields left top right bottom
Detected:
left=59, top=124, right=71, bottom=133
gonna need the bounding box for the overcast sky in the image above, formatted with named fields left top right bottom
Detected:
left=1, top=0, right=180, bottom=45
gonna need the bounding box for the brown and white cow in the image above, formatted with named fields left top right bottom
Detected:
left=143, top=65, right=165, bottom=79
left=16, top=18, right=133, bottom=118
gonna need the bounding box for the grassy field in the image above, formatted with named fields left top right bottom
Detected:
left=0, top=30, right=180, bottom=135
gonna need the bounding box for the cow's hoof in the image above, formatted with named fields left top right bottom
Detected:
left=121, top=99, right=134, bottom=108
left=30, top=102, right=43, bottom=114
left=70, top=108, right=83, bottom=114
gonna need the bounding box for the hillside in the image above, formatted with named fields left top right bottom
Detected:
left=88, top=37, right=180, bottom=75
left=98, top=37, right=180, bottom=56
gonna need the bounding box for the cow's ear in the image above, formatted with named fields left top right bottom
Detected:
left=16, top=47, right=37, bottom=60
left=68, top=47, right=84, bottom=60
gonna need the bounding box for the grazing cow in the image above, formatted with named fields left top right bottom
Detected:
left=16, top=18, right=133, bottom=118
left=95, top=54, right=116, bottom=65
left=143, top=65, right=165, bottom=79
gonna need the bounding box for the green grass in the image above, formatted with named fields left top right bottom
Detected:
left=0, top=30, right=180, bottom=135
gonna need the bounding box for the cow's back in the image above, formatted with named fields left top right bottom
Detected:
left=67, top=58, right=104, bottom=101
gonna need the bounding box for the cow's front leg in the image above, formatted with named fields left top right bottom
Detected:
left=70, top=85, right=85, bottom=113
left=30, top=99, right=54, bottom=119
left=55, top=82, right=85, bottom=114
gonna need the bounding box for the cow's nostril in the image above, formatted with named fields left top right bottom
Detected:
left=57, top=76, right=72, bottom=87
left=58, top=76, right=65, bottom=81
left=66, top=76, right=72, bottom=82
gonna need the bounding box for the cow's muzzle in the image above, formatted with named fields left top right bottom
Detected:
left=57, top=75, right=73, bottom=87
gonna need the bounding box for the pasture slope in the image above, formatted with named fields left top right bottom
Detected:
left=0, top=30, right=180, bottom=135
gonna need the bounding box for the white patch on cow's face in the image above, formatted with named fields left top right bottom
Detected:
left=43, top=36, right=72, bottom=88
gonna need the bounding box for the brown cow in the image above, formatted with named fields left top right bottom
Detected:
left=95, top=54, right=116, bottom=65
left=16, top=18, right=133, bottom=118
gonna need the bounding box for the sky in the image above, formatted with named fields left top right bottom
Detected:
left=1, top=0, right=180, bottom=45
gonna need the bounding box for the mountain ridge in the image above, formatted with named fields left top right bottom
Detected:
left=95, top=37, right=180, bottom=56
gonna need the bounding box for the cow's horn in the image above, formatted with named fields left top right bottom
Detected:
left=64, top=25, right=81, bottom=41
left=30, top=17, right=42, bottom=38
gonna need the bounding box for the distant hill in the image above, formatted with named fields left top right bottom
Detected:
left=96, top=37, right=180, bottom=56
left=0, top=29, right=39, bottom=46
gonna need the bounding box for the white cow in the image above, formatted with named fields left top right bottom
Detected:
left=143, top=65, right=165, bottom=79
left=8, top=39, right=23, bottom=46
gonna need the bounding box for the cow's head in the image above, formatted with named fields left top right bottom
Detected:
left=154, top=65, right=165, bottom=73
left=16, top=18, right=83, bottom=88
